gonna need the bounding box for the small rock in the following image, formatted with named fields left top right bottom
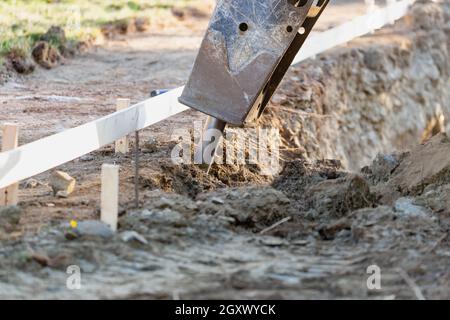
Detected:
left=58, top=42, right=77, bottom=58
left=318, top=218, right=351, bottom=240
left=47, top=203, right=55, bottom=207
left=56, top=191, right=69, bottom=198
left=394, top=197, right=430, bottom=219
left=65, top=220, right=114, bottom=240
left=211, top=197, right=224, bottom=205
left=0, top=205, right=22, bottom=225
left=291, top=239, right=309, bottom=246
left=102, top=19, right=136, bottom=37
left=134, top=17, right=149, bottom=32
left=259, top=236, right=286, bottom=247
left=49, top=170, right=76, bottom=197
left=143, top=138, right=160, bottom=153
left=76, top=41, right=90, bottom=54
left=218, top=215, right=235, bottom=224
left=364, top=153, right=403, bottom=183
left=120, top=230, right=148, bottom=244
left=79, top=154, right=95, bottom=162
left=8, top=54, right=35, bottom=74
left=171, top=7, right=185, bottom=20
left=139, top=209, right=184, bottom=225
left=363, top=48, right=388, bottom=71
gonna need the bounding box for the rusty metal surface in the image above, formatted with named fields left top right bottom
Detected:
left=179, top=0, right=329, bottom=126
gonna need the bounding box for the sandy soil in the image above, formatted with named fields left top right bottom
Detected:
left=0, top=0, right=378, bottom=234
left=0, top=0, right=370, bottom=144
left=0, top=0, right=449, bottom=299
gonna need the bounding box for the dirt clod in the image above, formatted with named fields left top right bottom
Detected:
left=7, top=50, right=35, bottom=74
left=134, top=17, right=150, bottom=32
left=387, top=133, right=450, bottom=195
left=0, top=205, right=21, bottom=225
left=197, top=186, right=291, bottom=231
left=305, top=174, right=376, bottom=219
left=362, top=153, right=404, bottom=184
left=101, top=17, right=149, bottom=39
left=318, top=218, right=351, bottom=240
left=32, top=41, right=61, bottom=69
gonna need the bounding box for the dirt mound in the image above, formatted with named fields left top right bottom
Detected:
left=416, top=184, right=450, bottom=216
left=6, top=50, right=35, bottom=75
left=139, top=162, right=224, bottom=197
left=351, top=205, right=443, bottom=250
left=139, top=159, right=271, bottom=198
left=101, top=17, right=150, bottom=39
left=197, top=186, right=291, bottom=231
left=387, top=133, right=450, bottom=195
left=273, top=159, right=344, bottom=199
left=304, top=174, right=376, bottom=219
left=32, top=41, right=61, bottom=69
left=361, top=133, right=450, bottom=203
left=269, top=159, right=375, bottom=228
left=0, top=63, right=8, bottom=84
left=4, top=26, right=89, bottom=76
left=0, top=206, right=22, bottom=240
left=1, top=133, right=449, bottom=298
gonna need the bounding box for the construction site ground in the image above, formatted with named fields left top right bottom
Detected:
left=0, top=0, right=449, bottom=299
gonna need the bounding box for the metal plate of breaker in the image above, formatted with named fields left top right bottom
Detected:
left=179, top=0, right=329, bottom=126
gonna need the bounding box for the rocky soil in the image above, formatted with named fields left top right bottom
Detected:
left=0, top=1, right=449, bottom=299
left=1, top=133, right=449, bottom=299
left=262, top=1, right=450, bottom=170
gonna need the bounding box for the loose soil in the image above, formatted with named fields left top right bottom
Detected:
left=0, top=0, right=449, bottom=299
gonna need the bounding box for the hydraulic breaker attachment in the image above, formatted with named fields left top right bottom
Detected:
left=179, top=0, right=329, bottom=126
left=178, top=0, right=329, bottom=168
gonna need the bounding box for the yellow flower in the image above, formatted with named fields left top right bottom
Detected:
left=70, top=220, right=78, bottom=229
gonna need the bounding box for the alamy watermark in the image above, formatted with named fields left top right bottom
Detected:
left=366, top=264, right=381, bottom=290
left=170, top=121, right=281, bottom=175
left=66, top=265, right=81, bottom=290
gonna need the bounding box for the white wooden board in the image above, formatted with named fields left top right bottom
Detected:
left=0, top=0, right=415, bottom=189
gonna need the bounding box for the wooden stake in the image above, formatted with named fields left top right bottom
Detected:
left=115, top=98, right=131, bottom=154
left=0, top=123, right=19, bottom=206
left=134, top=130, right=140, bottom=209
left=101, top=164, right=119, bottom=232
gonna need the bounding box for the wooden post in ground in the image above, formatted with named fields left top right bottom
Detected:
left=101, top=164, right=119, bottom=232
left=0, top=123, right=19, bottom=206
left=365, top=0, right=376, bottom=14
left=386, top=0, right=397, bottom=24
left=115, top=98, right=131, bottom=154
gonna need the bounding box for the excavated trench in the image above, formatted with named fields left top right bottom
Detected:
left=262, top=1, right=450, bottom=170
left=0, top=1, right=449, bottom=299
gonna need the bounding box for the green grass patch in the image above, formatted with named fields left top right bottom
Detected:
left=0, top=0, right=200, bottom=58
